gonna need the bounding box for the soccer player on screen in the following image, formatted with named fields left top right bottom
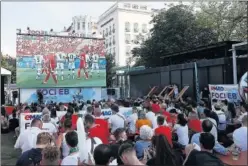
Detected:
left=33, top=55, right=44, bottom=80
left=67, top=53, right=77, bottom=79
left=41, top=55, right=48, bottom=75
left=91, top=52, right=100, bottom=77
left=55, top=52, right=66, bottom=80
left=42, top=53, right=57, bottom=84
left=77, top=50, right=89, bottom=79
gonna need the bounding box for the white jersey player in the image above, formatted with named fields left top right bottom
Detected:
left=67, top=53, right=77, bottom=79
left=91, top=53, right=100, bottom=77
left=33, top=55, right=44, bottom=80
left=55, top=52, right=66, bottom=80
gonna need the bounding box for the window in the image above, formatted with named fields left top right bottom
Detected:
left=113, top=24, right=115, bottom=33
left=113, top=47, right=116, bottom=56
left=124, top=3, right=131, bottom=8
left=77, top=22, right=80, bottom=30
left=134, top=23, right=139, bottom=33
left=126, top=46, right=131, bottom=56
left=109, top=26, right=112, bottom=35
left=113, top=36, right=115, bottom=45
left=140, top=5, right=147, bottom=10
left=82, top=22, right=85, bottom=29
left=142, top=24, right=147, bottom=33
left=88, top=22, right=91, bottom=29
left=125, top=22, right=130, bottom=32
left=132, top=4, right=139, bottom=9
left=133, top=35, right=140, bottom=44
left=103, top=30, right=105, bottom=37
left=109, top=39, right=112, bottom=46
left=125, top=34, right=131, bottom=44
left=106, top=39, right=108, bottom=48
left=106, top=28, right=108, bottom=36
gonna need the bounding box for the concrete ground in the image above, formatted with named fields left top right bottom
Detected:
left=1, top=132, right=21, bottom=165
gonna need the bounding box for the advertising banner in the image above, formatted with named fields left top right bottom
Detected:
left=20, top=107, right=133, bottom=132
left=20, top=88, right=102, bottom=104
left=16, top=34, right=106, bottom=88
left=209, top=84, right=242, bottom=105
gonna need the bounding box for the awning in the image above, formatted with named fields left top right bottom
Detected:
left=1, top=67, right=11, bottom=76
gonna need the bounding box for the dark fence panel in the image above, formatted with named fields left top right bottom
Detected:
left=209, top=66, right=224, bottom=84
left=128, top=58, right=239, bottom=98
left=171, top=70, right=181, bottom=89
left=160, top=71, right=170, bottom=86
left=182, top=69, right=194, bottom=97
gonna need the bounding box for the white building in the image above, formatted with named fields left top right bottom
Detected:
left=69, top=15, right=98, bottom=37
left=97, top=2, right=155, bottom=66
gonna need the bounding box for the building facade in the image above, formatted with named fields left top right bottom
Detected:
left=97, top=2, right=154, bottom=66
left=70, top=15, right=98, bottom=37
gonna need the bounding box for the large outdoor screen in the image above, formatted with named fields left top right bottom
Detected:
left=16, top=34, right=106, bottom=88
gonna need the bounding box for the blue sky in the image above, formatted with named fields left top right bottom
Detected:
left=1, top=1, right=172, bottom=57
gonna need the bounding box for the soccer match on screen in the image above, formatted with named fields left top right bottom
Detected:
left=16, top=34, right=106, bottom=88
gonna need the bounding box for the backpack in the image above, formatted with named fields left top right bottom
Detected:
left=27, top=150, right=41, bottom=166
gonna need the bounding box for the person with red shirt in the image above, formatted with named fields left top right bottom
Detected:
left=161, top=103, right=172, bottom=123
left=43, top=52, right=57, bottom=84
left=60, top=106, right=78, bottom=131
left=151, top=100, right=161, bottom=114
left=154, top=116, right=173, bottom=147
left=93, top=107, right=109, bottom=139
left=84, top=114, right=109, bottom=144
left=77, top=50, right=88, bottom=79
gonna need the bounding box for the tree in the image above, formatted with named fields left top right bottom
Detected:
left=195, top=1, right=247, bottom=41
left=105, top=53, right=115, bottom=87
left=132, top=4, right=217, bottom=67
left=1, top=53, right=17, bottom=83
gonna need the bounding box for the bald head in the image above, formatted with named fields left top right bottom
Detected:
left=42, top=114, right=51, bottom=123
left=42, top=107, right=50, bottom=116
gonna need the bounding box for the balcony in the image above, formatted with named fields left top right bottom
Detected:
left=106, top=32, right=108, bottom=37
left=113, top=40, right=116, bottom=45
left=134, top=29, right=139, bottom=33
left=125, top=28, right=130, bottom=32
left=109, top=42, right=112, bottom=46
left=142, top=29, right=147, bottom=33
left=106, top=43, right=108, bottom=48
left=112, top=28, right=115, bottom=33
left=125, top=40, right=130, bottom=44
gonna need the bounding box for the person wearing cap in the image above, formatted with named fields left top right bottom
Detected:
left=118, top=142, right=144, bottom=165
left=108, top=104, right=126, bottom=133
left=214, top=103, right=226, bottom=131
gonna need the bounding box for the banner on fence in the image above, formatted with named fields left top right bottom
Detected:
left=209, top=84, right=241, bottom=105
left=20, top=107, right=134, bottom=132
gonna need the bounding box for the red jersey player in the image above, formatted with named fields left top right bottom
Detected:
left=77, top=50, right=89, bottom=79
left=42, top=53, right=58, bottom=84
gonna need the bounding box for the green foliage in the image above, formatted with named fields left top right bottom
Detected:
left=195, top=1, right=247, bottom=41
left=133, top=4, right=217, bottom=67
left=1, top=52, right=16, bottom=83
left=105, top=53, right=115, bottom=87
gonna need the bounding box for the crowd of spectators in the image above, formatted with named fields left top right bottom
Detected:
left=1, top=96, right=247, bottom=166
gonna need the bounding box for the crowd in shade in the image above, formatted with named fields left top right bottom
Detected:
left=1, top=95, right=247, bottom=166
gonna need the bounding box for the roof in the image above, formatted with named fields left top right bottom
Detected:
left=161, top=41, right=241, bottom=59
left=1, top=67, right=11, bottom=76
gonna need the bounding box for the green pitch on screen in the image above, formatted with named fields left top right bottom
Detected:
left=17, top=68, right=106, bottom=88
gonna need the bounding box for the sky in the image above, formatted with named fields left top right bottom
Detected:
left=1, top=1, right=177, bottom=57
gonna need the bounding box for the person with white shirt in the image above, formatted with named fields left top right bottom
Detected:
left=61, top=131, right=79, bottom=165
left=14, top=119, right=43, bottom=153
left=146, top=108, right=157, bottom=129
left=173, top=114, right=189, bottom=148
left=108, top=104, right=126, bottom=133
left=214, top=103, right=226, bottom=131
left=42, top=114, right=57, bottom=136
left=127, top=107, right=138, bottom=134
left=233, top=115, right=247, bottom=151
left=237, top=103, right=248, bottom=122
